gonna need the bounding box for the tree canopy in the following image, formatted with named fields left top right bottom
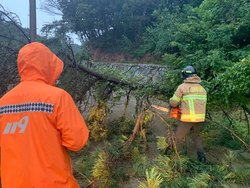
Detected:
left=43, top=0, right=204, bottom=51
left=1, top=1, right=250, bottom=187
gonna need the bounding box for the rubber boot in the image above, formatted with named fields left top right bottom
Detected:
left=197, top=151, right=206, bottom=163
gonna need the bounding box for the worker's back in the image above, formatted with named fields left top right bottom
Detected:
left=0, top=42, right=89, bottom=188
left=170, top=76, right=207, bottom=122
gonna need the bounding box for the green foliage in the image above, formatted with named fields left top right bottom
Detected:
left=120, top=118, right=136, bottom=134
left=187, top=173, right=211, bottom=188
left=107, top=118, right=135, bottom=139
left=75, top=140, right=130, bottom=187
left=139, top=168, right=163, bottom=188
left=210, top=117, right=250, bottom=149
left=215, top=128, right=243, bottom=150
left=74, top=148, right=102, bottom=185
left=156, top=136, right=169, bottom=151
left=209, top=58, right=250, bottom=106
left=43, top=0, right=206, bottom=53
left=139, top=0, right=250, bottom=108
left=76, top=44, right=91, bottom=61
left=52, top=0, right=163, bottom=52
left=13, top=1, right=248, bottom=187
left=141, top=8, right=183, bottom=57
left=95, top=65, right=149, bottom=87
left=75, top=139, right=250, bottom=187
left=152, top=155, right=189, bottom=187
left=91, top=151, right=112, bottom=188
left=141, top=110, right=154, bottom=126
left=59, top=68, right=95, bottom=102
left=131, top=147, right=150, bottom=177
left=87, top=101, right=109, bottom=142
left=143, top=150, right=250, bottom=187
left=223, top=150, right=237, bottom=167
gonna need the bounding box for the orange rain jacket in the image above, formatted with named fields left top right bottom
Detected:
left=0, top=42, right=89, bottom=188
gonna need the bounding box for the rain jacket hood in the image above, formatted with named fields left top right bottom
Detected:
left=17, top=42, right=64, bottom=85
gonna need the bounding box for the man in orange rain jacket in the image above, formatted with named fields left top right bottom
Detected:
left=167, top=65, right=207, bottom=163
left=0, top=42, right=89, bottom=188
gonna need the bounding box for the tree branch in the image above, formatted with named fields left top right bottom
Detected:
left=0, top=34, right=27, bottom=45
left=0, top=8, right=30, bottom=43
left=76, top=64, right=137, bottom=88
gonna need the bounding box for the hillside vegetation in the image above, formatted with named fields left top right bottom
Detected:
left=0, top=0, right=250, bottom=187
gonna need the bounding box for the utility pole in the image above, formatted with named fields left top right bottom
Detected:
left=29, top=0, right=37, bottom=42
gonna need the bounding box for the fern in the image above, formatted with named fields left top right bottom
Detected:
left=153, top=155, right=177, bottom=182
left=139, top=168, right=163, bottom=188
left=222, top=150, right=237, bottom=169
left=156, top=136, right=169, bottom=151
left=132, top=147, right=150, bottom=176
left=188, top=173, right=211, bottom=188
left=87, top=101, right=109, bottom=142
left=91, top=151, right=112, bottom=188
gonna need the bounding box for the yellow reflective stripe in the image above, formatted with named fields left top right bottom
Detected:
left=188, top=99, right=195, bottom=114
left=181, top=118, right=205, bottom=122
left=183, top=95, right=207, bottom=101
left=181, top=115, right=205, bottom=122
left=170, top=94, right=181, bottom=102
left=181, top=114, right=205, bottom=118
left=183, top=94, right=207, bottom=115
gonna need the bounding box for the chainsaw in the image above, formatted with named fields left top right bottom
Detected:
left=151, top=105, right=180, bottom=119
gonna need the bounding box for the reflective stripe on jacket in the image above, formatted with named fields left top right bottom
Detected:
left=0, top=42, right=89, bottom=188
left=169, top=76, right=207, bottom=122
